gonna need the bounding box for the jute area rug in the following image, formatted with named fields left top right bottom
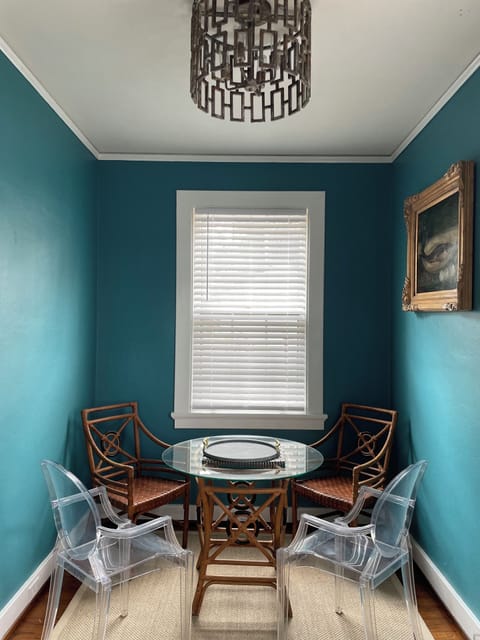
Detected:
left=51, top=534, right=433, bottom=640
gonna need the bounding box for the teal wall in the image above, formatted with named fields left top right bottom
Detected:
left=96, top=161, right=394, bottom=443
left=392, top=69, right=480, bottom=619
left=5, top=32, right=479, bottom=629
left=0, top=53, right=97, bottom=608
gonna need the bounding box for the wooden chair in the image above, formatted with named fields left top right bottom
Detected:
left=81, top=401, right=190, bottom=547
left=291, top=403, right=397, bottom=533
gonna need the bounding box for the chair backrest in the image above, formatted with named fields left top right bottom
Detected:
left=370, top=460, right=428, bottom=556
left=327, top=403, right=397, bottom=487
left=41, top=459, right=100, bottom=560
left=82, top=402, right=143, bottom=474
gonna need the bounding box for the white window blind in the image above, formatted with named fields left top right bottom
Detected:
left=191, top=208, right=308, bottom=413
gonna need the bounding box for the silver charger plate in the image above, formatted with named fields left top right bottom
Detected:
left=202, top=437, right=280, bottom=466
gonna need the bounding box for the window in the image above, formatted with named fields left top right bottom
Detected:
left=173, top=191, right=326, bottom=430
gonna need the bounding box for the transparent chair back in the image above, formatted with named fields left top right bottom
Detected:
left=43, top=459, right=100, bottom=559
left=277, top=460, right=428, bottom=640
left=370, top=459, right=425, bottom=557
left=41, top=459, right=193, bottom=640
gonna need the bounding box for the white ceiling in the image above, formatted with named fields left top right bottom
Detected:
left=1, top=0, right=480, bottom=160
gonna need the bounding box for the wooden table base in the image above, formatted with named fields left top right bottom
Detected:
left=192, top=478, right=289, bottom=615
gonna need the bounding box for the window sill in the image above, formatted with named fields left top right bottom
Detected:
left=171, top=412, right=327, bottom=430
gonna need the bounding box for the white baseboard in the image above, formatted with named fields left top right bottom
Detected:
left=158, top=504, right=331, bottom=524
left=153, top=503, right=198, bottom=522
left=0, top=551, right=54, bottom=640
left=412, top=537, right=480, bottom=640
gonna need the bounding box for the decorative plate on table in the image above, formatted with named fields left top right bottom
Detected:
left=202, top=437, right=284, bottom=468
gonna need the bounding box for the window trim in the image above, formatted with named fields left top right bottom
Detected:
left=172, top=190, right=326, bottom=430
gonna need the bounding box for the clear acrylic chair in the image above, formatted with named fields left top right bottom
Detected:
left=40, top=459, right=194, bottom=640
left=277, top=460, right=428, bottom=640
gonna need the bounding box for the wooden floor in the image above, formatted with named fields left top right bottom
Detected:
left=414, top=571, right=467, bottom=640
left=7, top=568, right=466, bottom=640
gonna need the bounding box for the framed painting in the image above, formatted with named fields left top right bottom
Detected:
left=402, top=160, right=474, bottom=312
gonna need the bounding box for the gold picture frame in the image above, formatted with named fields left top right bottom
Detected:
left=402, top=160, right=475, bottom=312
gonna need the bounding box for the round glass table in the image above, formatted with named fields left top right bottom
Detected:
left=163, top=435, right=323, bottom=615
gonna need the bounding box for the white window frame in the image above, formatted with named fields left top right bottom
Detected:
left=172, top=190, right=326, bottom=430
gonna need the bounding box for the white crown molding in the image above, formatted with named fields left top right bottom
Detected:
left=0, top=36, right=99, bottom=159
left=0, top=550, right=54, bottom=639
left=412, top=537, right=480, bottom=640
left=391, top=51, right=480, bottom=161
left=96, top=153, right=392, bottom=163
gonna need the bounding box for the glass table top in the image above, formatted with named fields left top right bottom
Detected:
left=162, top=435, right=323, bottom=481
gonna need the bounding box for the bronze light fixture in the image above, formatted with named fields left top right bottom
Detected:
left=190, top=0, right=311, bottom=122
